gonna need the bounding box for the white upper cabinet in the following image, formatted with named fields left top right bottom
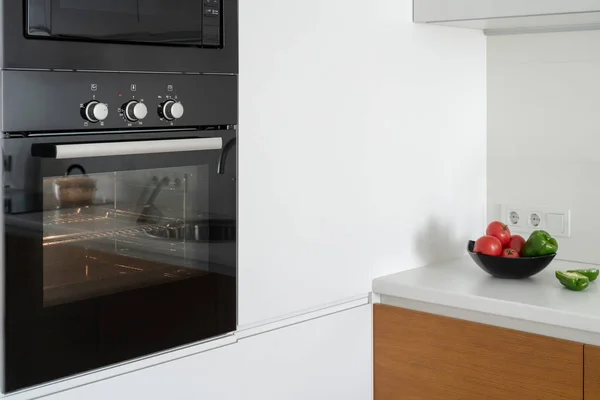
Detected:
left=414, top=0, right=600, bottom=34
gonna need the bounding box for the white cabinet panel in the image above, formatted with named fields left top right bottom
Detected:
left=414, top=0, right=600, bottom=22
left=43, top=306, right=372, bottom=400
left=238, top=0, right=372, bottom=326
left=415, top=0, right=600, bottom=34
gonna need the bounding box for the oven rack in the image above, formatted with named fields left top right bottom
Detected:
left=43, top=226, right=161, bottom=247
left=43, top=208, right=183, bottom=247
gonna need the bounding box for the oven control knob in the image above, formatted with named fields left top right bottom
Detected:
left=83, top=101, right=109, bottom=123
left=124, top=100, right=148, bottom=122
left=160, top=100, right=184, bottom=121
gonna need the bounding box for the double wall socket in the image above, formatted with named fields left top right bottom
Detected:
left=499, top=205, right=571, bottom=237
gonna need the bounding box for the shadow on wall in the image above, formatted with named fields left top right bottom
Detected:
left=414, top=218, right=466, bottom=266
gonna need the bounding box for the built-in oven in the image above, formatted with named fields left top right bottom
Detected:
left=1, top=71, right=238, bottom=392
left=2, top=0, right=237, bottom=73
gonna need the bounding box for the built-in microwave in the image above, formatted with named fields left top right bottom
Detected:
left=2, top=0, right=237, bottom=73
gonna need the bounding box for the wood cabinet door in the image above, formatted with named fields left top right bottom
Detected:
left=585, top=345, right=600, bottom=399
left=374, top=304, right=583, bottom=400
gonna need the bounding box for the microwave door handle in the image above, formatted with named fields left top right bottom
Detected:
left=31, top=137, right=223, bottom=159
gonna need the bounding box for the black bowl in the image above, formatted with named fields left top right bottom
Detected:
left=467, top=241, right=556, bottom=279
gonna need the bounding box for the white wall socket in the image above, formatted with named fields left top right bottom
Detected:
left=509, top=211, right=520, bottom=225
left=528, top=212, right=542, bottom=228
left=505, top=208, right=524, bottom=228
left=499, top=205, right=571, bottom=237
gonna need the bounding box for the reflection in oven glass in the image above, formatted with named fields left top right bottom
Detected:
left=41, top=165, right=229, bottom=307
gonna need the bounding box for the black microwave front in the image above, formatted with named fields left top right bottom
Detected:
left=1, top=0, right=238, bottom=73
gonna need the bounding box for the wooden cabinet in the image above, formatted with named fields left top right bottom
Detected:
left=585, top=345, right=600, bottom=400
left=374, top=304, right=584, bottom=400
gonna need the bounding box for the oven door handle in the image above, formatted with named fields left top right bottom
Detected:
left=31, top=137, right=223, bottom=159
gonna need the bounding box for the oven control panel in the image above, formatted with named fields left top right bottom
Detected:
left=82, top=80, right=190, bottom=128
left=82, top=98, right=184, bottom=125
left=2, top=71, right=237, bottom=132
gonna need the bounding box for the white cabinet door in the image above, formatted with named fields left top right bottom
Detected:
left=43, top=306, right=372, bottom=400
left=414, top=0, right=600, bottom=23
left=238, top=0, right=373, bottom=326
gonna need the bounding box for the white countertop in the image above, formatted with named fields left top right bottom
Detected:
left=373, top=255, right=600, bottom=345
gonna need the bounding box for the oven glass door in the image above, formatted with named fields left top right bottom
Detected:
left=4, top=131, right=236, bottom=392
left=26, top=0, right=218, bottom=46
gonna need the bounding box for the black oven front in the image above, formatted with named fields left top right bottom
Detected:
left=1, top=71, right=238, bottom=392
left=1, top=0, right=237, bottom=73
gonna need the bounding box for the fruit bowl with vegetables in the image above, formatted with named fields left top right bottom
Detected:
left=467, top=221, right=558, bottom=279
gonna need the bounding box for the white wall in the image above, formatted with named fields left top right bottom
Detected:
left=488, top=30, right=600, bottom=265
left=43, top=305, right=372, bottom=400
left=365, top=2, right=487, bottom=278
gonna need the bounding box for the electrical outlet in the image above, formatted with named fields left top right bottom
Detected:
left=509, top=211, right=520, bottom=225
left=528, top=212, right=542, bottom=228
left=499, top=205, right=571, bottom=237
left=503, top=207, right=524, bottom=228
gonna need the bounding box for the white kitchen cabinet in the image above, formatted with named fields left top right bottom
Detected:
left=42, top=306, right=372, bottom=400
left=414, top=0, right=600, bottom=34
left=237, top=0, right=373, bottom=327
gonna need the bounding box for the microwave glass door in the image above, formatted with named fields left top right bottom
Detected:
left=27, top=0, right=214, bottom=46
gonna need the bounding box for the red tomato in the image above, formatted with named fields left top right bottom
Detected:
left=473, top=235, right=503, bottom=257
left=502, top=248, right=520, bottom=258
left=486, top=221, right=511, bottom=247
left=507, top=235, right=526, bottom=255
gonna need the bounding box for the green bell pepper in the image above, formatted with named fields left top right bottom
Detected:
left=567, top=268, right=600, bottom=282
left=556, top=271, right=589, bottom=291
left=521, top=230, right=558, bottom=257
